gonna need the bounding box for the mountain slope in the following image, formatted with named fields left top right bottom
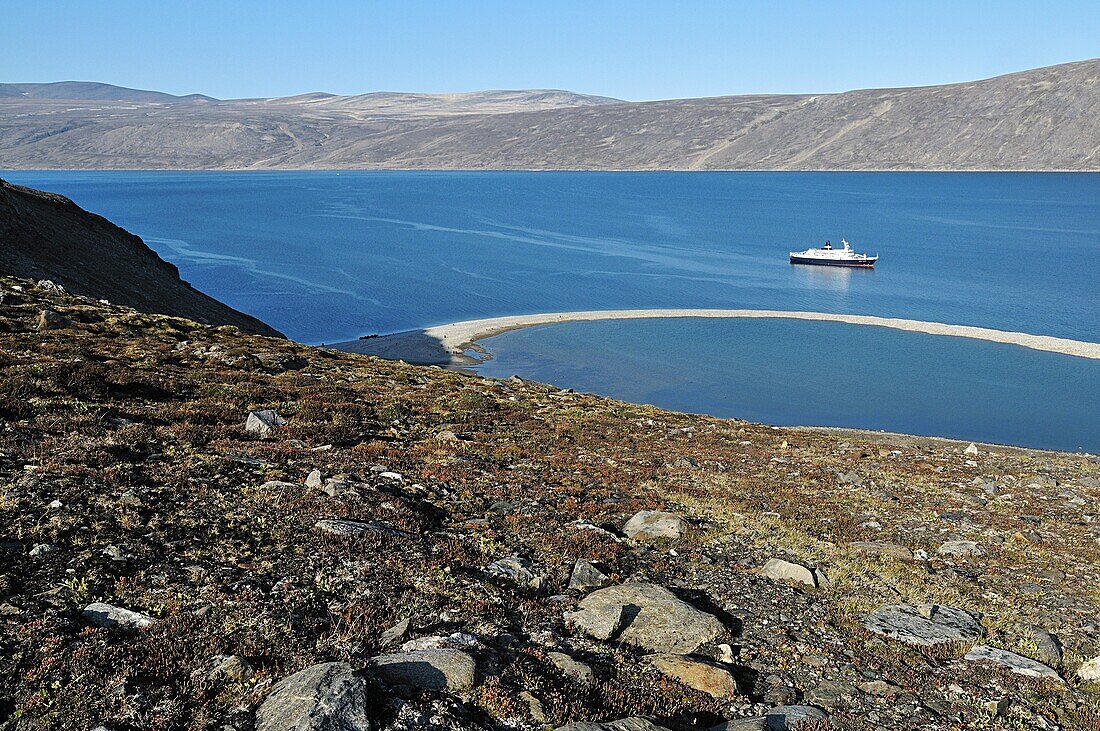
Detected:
left=0, top=81, right=215, bottom=102
left=0, top=178, right=282, bottom=337
left=0, top=60, right=1097, bottom=170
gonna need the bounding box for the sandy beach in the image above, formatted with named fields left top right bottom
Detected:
left=331, top=309, right=1100, bottom=366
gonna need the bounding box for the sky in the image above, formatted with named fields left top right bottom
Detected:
left=3, top=1, right=1098, bottom=101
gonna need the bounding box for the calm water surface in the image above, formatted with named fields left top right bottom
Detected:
left=4, top=171, right=1098, bottom=449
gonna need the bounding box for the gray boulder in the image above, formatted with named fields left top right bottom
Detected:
left=864, top=604, right=983, bottom=646
left=964, top=645, right=1062, bottom=681
left=759, top=558, right=827, bottom=588
left=246, top=409, right=286, bottom=437
left=255, top=662, right=369, bottom=731
left=83, top=602, right=156, bottom=630
left=371, top=648, right=476, bottom=692
left=622, top=510, right=685, bottom=540
left=565, top=582, right=724, bottom=654
left=569, top=558, right=609, bottom=592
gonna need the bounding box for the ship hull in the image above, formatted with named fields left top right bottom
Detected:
left=789, top=255, right=876, bottom=269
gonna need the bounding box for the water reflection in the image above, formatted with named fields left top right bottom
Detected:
left=788, top=263, right=874, bottom=295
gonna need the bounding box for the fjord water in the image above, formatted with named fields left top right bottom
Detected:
left=5, top=171, right=1098, bottom=450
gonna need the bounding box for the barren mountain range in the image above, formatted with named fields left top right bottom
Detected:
left=1, top=59, right=1098, bottom=170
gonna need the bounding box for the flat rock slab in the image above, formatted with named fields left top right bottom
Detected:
left=314, top=518, right=410, bottom=537
left=83, top=602, right=155, bottom=629
left=848, top=541, right=914, bottom=560
left=863, top=604, right=983, bottom=647
left=557, top=719, right=671, bottom=731
left=650, top=654, right=737, bottom=698
left=759, top=558, right=826, bottom=588
left=964, top=645, right=1062, bottom=681
left=255, top=662, right=369, bottom=731
left=371, top=648, right=476, bottom=692
left=622, top=510, right=685, bottom=540
left=937, top=540, right=985, bottom=557
left=565, top=582, right=724, bottom=654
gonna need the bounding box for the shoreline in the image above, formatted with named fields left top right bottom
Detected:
left=331, top=308, right=1100, bottom=366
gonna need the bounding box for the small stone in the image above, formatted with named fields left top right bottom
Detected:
left=83, top=602, right=156, bottom=629
left=858, top=680, right=899, bottom=696
left=964, top=645, right=1062, bottom=681
left=548, top=651, right=595, bottom=685
left=650, top=654, right=738, bottom=698
left=1027, top=626, right=1063, bottom=668
left=204, top=654, right=253, bottom=682
left=964, top=443, right=979, bottom=456
left=306, top=470, right=324, bottom=488
left=759, top=558, right=826, bottom=588
left=1077, top=656, right=1100, bottom=681
left=256, top=662, right=368, bottom=731
left=519, top=690, right=547, bottom=723
left=937, top=540, right=985, bottom=557
left=983, top=698, right=1011, bottom=717
left=322, top=479, right=351, bottom=497
left=371, top=648, right=476, bottom=692
left=565, top=582, right=725, bottom=654
left=245, top=409, right=286, bottom=438
left=569, top=558, right=608, bottom=592
left=487, top=556, right=544, bottom=590
left=29, top=543, right=58, bottom=557
left=380, top=617, right=411, bottom=648
left=622, top=510, right=685, bottom=541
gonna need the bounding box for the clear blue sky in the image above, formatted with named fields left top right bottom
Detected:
left=3, top=1, right=1098, bottom=101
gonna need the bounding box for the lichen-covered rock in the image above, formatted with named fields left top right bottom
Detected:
left=622, top=510, right=685, bottom=540
left=371, top=648, right=476, bottom=692
left=863, top=604, right=983, bottom=646
left=565, top=582, right=724, bottom=654
left=255, top=662, right=369, bottom=731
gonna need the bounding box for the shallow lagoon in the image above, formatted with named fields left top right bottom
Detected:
left=4, top=170, right=1098, bottom=449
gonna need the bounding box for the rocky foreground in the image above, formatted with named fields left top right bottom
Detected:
left=2, top=277, right=1100, bottom=730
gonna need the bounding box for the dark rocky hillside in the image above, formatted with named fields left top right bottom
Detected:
left=0, top=178, right=282, bottom=337
left=1, top=276, right=1099, bottom=730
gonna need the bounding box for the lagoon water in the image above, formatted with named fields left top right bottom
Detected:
left=5, top=170, right=1099, bottom=450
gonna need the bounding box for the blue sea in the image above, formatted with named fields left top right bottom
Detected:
left=4, top=170, right=1099, bottom=451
